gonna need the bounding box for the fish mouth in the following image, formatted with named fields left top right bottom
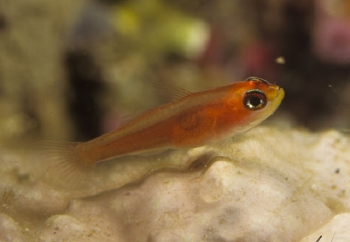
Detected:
left=277, top=87, right=285, bottom=98
left=273, top=87, right=285, bottom=106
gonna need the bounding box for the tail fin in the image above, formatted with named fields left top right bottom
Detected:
left=33, top=141, right=94, bottom=190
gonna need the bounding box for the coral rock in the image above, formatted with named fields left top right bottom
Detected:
left=1, top=127, right=350, bottom=241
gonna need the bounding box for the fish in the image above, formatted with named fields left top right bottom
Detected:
left=38, top=77, right=284, bottom=187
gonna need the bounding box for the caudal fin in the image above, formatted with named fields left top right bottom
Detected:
left=34, top=141, right=94, bottom=190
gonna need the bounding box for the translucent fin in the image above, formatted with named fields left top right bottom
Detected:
left=152, top=81, right=192, bottom=102
left=117, top=82, right=193, bottom=127
left=33, top=141, right=94, bottom=190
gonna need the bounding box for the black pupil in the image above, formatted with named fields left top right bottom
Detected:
left=243, top=90, right=267, bottom=110
left=249, top=96, right=262, bottom=107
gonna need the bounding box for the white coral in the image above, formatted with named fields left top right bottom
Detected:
left=0, top=127, right=350, bottom=241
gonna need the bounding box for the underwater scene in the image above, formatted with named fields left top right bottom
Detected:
left=0, top=0, right=349, bottom=241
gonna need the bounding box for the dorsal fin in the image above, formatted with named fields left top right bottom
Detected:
left=152, top=81, right=192, bottom=102
left=112, top=82, right=193, bottom=129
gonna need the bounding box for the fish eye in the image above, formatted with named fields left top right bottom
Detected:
left=243, top=90, right=267, bottom=110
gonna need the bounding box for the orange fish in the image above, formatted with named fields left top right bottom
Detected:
left=40, top=77, right=284, bottom=185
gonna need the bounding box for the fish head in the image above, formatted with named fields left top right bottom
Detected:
left=224, top=77, right=284, bottom=134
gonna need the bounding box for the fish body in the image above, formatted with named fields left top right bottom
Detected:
left=40, top=77, right=284, bottom=187
left=76, top=77, right=284, bottom=164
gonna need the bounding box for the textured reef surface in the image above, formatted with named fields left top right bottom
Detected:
left=0, top=127, right=350, bottom=241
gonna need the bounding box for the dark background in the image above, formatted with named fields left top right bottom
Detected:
left=0, top=0, right=349, bottom=142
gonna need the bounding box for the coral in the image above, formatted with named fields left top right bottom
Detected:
left=1, top=127, right=350, bottom=241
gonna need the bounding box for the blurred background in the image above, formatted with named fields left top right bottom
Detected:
left=0, top=0, right=350, bottom=144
